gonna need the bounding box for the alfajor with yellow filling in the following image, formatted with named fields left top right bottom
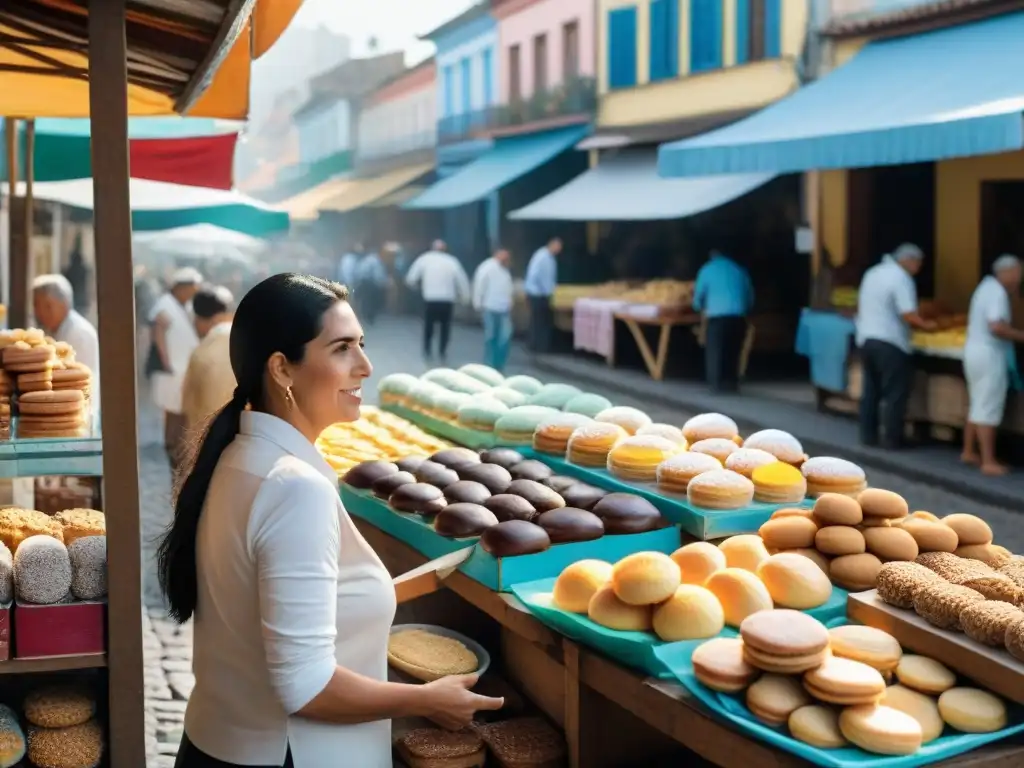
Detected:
left=606, top=435, right=682, bottom=482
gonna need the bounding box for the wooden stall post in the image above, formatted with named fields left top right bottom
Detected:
left=88, top=2, right=146, bottom=766
left=5, top=117, right=29, bottom=328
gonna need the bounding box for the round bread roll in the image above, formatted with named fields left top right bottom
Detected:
left=588, top=585, right=652, bottom=631
left=771, top=507, right=815, bottom=521
left=24, top=686, right=96, bottom=729
left=553, top=560, right=613, bottom=614
left=704, top=568, right=774, bottom=627
left=670, top=542, right=726, bottom=585
left=27, top=720, right=103, bottom=768
left=718, top=535, right=770, bottom=572
left=0, top=703, right=25, bottom=767
left=759, top=516, right=818, bottom=551
left=652, top=585, right=725, bottom=641
left=900, top=519, right=958, bottom=553
left=815, top=525, right=865, bottom=556
left=777, top=548, right=830, bottom=575
left=68, top=536, right=106, bottom=601
left=14, top=535, right=72, bottom=605
left=0, top=541, right=12, bottom=604
left=955, top=543, right=1011, bottom=568
left=830, top=553, right=883, bottom=592
left=857, top=489, right=909, bottom=520
left=942, top=514, right=993, bottom=547
left=812, top=493, right=864, bottom=527
left=611, top=552, right=681, bottom=606
left=757, top=553, right=832, bottom=609
left=863, top=527, right=919, bottom=563
left=907, top=511, right=941, bottom=523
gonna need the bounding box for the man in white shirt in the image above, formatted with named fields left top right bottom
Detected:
left=962, top=254, right=1024, bottom=475
left=523, top=236, right=562, bottom=353
left=405, top=239, right=470, bottom=361
left=149, top=267, right=202, bottom=473
left=472, top=247, right=515, bottom=372
left=855, top=243, right=936, bottom=450
left=32, top=274, right=100, bottom=408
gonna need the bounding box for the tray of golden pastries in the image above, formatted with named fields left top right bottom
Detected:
left=387, top=625, right=490, bottom=683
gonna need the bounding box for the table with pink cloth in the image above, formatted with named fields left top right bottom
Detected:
left=572, top=298, right=662, bottom=359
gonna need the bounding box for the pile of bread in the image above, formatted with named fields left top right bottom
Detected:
left=551, top=540, right=835, bottom=642
left=692, top=611, right=1010, bottom=756
left=0, top=328, right=93, bottom=439
left=0, top=507, right=107, bottom=606
left=0, top=684, right=104, bottom=768
left=877, top=551, right=1024, bottom=664
left=396, top=717, right=566, bottom=768
left=316, top=406, right=451, bottom=474
left=343, top=446, right=667, bottom=559
left=756, top=489, right=1009, bottom=593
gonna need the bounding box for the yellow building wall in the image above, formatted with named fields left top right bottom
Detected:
left=596, top=0, right=808, bottom=126
left=935, top=150, right=1024, bottom=311
left=819, top=170, right=848, bottom=268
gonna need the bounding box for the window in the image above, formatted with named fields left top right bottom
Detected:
left=443, top=65, right=455, bottom=116
left=460, top=56, right=472, bottom=114
left=562, top=21, right=580, bottom=80
left=509, top=44, right=522, bottom=102
left=533, top=33, right=548, bottom=93
left=649, top=0, right=679, bottom=81
left=736, top=0, right=780, bottom=63
left=607, top=6, right=638, bottom=89
left=482, top=47, right=494, bottom=106
left=690, top=0, right=723, bottom=73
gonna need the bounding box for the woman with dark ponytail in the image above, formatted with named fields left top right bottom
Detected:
left=160, top=274, right=502, bottom=768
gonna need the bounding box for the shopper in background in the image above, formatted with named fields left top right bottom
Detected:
left=336, top=242, right=364, bottom=289
left=405, top=239, right=470, bottom=361
left=354, top=246, right=390, bottom=326
left=472, top=247, right=515, bottom=372
left=182, top=285, right=236, bottom=434
left=693, top=250, right=754, bottom=393
left=523, top=236, right=562, bottom=354
left=962, top=254, right=1024, bottom=475
left=855, top=243, right=937, bottom=450
left=150, top=267, right=203, bottom=474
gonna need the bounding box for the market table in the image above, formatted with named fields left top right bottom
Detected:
left=357, top=518, right=1024, bottom=768
left=610, top=309, right=702, bottom=381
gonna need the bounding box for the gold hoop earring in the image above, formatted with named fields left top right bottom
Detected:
left=284, top=385, right=294, bottom=408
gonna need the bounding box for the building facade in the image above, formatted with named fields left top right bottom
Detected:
left=491, top=0, right=597, bottom=135
left=356, top=59, right=437, bottom=169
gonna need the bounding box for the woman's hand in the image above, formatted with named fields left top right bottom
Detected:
left=419, top=673, right=504, bottom=730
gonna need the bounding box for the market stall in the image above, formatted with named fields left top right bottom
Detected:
left=0, top=2, right=303, bottom=766
left=318, top=364, right=1024, bottom=767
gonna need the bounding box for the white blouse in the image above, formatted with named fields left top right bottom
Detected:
left=184, top=411, right=397, bottom=767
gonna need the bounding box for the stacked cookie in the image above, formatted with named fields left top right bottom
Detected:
left=0, top=371, right=10, bottom=439
left=18, top=389, right=88, bottom=438
left=877, top=547, right=1024, bottom=665
left=24, top=686, right=104, bottom=768
left=690, top=610, right=1010, bottom=756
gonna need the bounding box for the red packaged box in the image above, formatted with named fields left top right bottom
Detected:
left=14, top=599, right=106, bottom=658
left=0, top=603, right=10, bottom=661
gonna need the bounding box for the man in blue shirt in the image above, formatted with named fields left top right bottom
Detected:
left=354, top=246, right=390, bottom=326
left=523, top=236, right=562, bottom=353
left=693, top=250, right=754, bottom=392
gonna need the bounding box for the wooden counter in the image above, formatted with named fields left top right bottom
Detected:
left=360, top=519, right=1024, bottom=768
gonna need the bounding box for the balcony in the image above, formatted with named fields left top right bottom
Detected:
left=493, top=76, right=597, bottom=132
left=438, top=109, right=497, bottom=145
left=356, top=130, right=437, bottom=162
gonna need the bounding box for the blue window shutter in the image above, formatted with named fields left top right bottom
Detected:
left=649, top=0, right=679, bottom=81
left=690, top=0, right=722, bottom=72
left=735, top=0, right=750, bottom=64
left=460, top=57, right=472, bottom=113
left=607, top=7, right=638, bottom=89
left=443, top=66, right=454, bottom=116
left=482, top=48, right=493, bottom=106
left=764, top=0, right=781, bottom=57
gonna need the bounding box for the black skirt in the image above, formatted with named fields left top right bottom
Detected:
left=175, top=733, right=294, bottom=768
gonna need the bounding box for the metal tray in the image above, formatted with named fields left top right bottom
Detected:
left=388, top=623, right=491, bottom=680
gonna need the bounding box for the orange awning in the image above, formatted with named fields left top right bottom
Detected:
left=0, top=1, right=304, bottom=120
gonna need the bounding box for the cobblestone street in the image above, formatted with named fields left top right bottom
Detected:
left=138, top=314, right=1024, bottom=765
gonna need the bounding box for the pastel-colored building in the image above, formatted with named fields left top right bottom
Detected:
left=357, top=59, right=438, bottom=165
left=422, top=4, right=500, bottom=158
left=594, top=0, right=808, bottom=131
left=494, top=0, right=596, bottom=104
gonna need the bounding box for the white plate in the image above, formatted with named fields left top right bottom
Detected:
left=389, top=624, right=491, bottom=679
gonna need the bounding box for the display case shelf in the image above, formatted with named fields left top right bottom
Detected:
left=0, top=653, right=106, bottom=674
left=0, top=436, right=102, bottom=477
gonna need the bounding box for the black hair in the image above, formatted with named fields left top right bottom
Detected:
left=157, top=272, right=349, bottom=623
left=192, top=284, right=233, bottom=319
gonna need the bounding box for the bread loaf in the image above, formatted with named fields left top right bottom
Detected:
left=69, top=536, right=107, bottom=600
left=0, top=542, right=12, bottom=604
left=14, top=535, right=72, bottom=605
left=0, top=703, right=26, bottom=768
